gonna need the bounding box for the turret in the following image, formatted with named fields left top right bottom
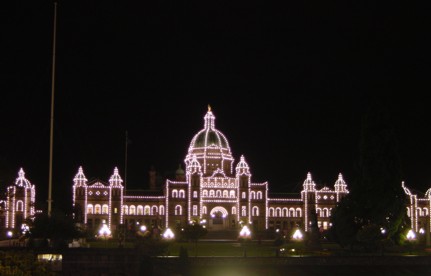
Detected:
left=109, top=167, right=124, bottom=226
left=334, top=173, right=349, bottom=202
left=72, top=167, right=88, bottom=224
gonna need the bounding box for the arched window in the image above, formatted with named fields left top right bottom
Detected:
left=216, top=190, right=222, bottom=197
left=152, top=205, right=158, bottom=215
left=230, top=190, right=235, bottom=198
left=209, top=190, right=215, bottom=197
left=289, top=208, right=295, bottom=217
left=257, top=191, right=262, bottom=199
left=250, top=191, right=255, bottom=199
left=179, top=189, right=185, bottom=198
left=16, top=200, right=24, bottom=212
left=95, top=204, right=102, bottom=214
left=241, top=206, right=246, bottom=216
left=87, top=204, right=94, bottom=214
left=269, top=207, right=274, bottom=217
left=406, top=207, right=410, bottom=217
left=252, top=206, right=259, bottom=216
left=323, top=208, right=329, bottom=217
left=144, top=205, right=151, bottom=215
left=223, top=190, right=228, bottom=198
left=275, top=207, right=281, bottom=217
left=193, top=205, right=198, bottom=216
left=175, top=205, right=182, bottom=215
left=172, top=189, right=178, bottom=198
left=424, top=208, right=429, bottom=216
left=137, top=205, right=144, bottom=215
left=129, top=205, right=136, bottom=215
left=282, top=208, right=288, bottom=217
left=296, top=208, right=302, bottom=217
left=102, top=204, right=109, bottom=214
left=193, top=191, right=198, bottom=198
left=159, top=205, right=165, bottom=215
left=316, top=208, right=322, bottom=217
left=232, top=207, right=237, bottom=215
left=122, top=205, right=128, bottom=215
left=202, top=206, right=207, bottom=214
left=203, top=190, right=208, bottom=197
left=242, top=192, right=246, bottom=199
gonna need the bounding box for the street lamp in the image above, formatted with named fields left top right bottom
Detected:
left=162, top=228, right=175, bottom=240
left=98, top=220, right=112, bottom=247
left=239, top=225, right=251, bottom=257
left=7, top=231, right=13, bottom=247
left=292, top=229, right=303, bottom=240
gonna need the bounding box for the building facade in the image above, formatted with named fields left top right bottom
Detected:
left=0, top=169, right=36, bottom=233
left=72, top=108, right=350, bottom=234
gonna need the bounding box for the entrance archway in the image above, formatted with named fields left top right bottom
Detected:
left=209, top=206, right=229, bottom=230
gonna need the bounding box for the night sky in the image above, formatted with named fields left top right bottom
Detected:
left=1, top=1, right=429, bottom=211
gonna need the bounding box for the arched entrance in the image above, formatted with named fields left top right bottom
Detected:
left=209, top=206, right=229, bottom=230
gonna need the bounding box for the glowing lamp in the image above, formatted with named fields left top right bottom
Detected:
left=162, top=228, right=175, bottom=240
left=239, top=225, right=251, bottom=238
left=406, top=229, right=416, bottom=240
left=292, top=229, right=303, bottom=240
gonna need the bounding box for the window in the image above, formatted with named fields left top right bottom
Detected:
left=241, top=206, right=246, bottom=216
left=257, top=191, right=262, bottom=199
left=232, top=207, right=236, bottom=215
left=16, top=200, right=24, bottom=212
left=230, top=190, right=235, bottom=198
left=289, top=208, right=295, bottom=217
left=252, top=206, right=259, bottom=216
left=95, top=204, right=101, bottom=214
left=203, top=190, right=208, bottom=197
left=202, top=206, right=207, bottom=214
left=122, top=205, right=128, bottom=215
left=209, top=190, right=215, bottom=197
left=144, top=205, right=151, bottom=215
left=179, top=189, right=185, bottom=198
left=282, top=208, right=288, bottom=217
left=137, top=205, right=144, bottom=215
left=175, top=205, right=182, bottom=215
left=275, top=207, right=281, bottom=217
left=114, top=208, right=118, bottom=214
left=129, top=205, right=136, bottom=215
left=223, top=190, right=228, bottom=198
left=269, top=207, right=274, bottom=217
left=159, top=205, right=165, bottom=215
left=102, top=204, right=109, bottom=214
left=193, top=191, right=198, bottom=198
left=216, top=190, right=222, bottom=197
left=87, top=204, right=94, bottom=214
left=250, top=191, right=255, bottom=199
left=172, top=189, right=178, bottom=198
left=296, top=208, right=302, bottom=217
left=193, top=205, right=198, bottom=216
left=152, top=205, right=158, bottom=215
left=242, top=192, right=246, bottom=199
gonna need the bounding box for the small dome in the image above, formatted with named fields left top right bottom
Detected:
left=109, top=167, right=123, bottom=187
left=15, top=168, right=32, bottom=189
left=176, top=164, right=185, bottom=175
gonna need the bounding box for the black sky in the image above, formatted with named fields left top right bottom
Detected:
left=1, top=1, right=430, bottom=211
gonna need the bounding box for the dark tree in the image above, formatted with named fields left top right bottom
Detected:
left=332, top=97, right=407, bottom=250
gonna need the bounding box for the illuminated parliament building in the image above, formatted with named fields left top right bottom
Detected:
left=2, top=107, right=430, bottom=237
left=71, top=107, right=350, bottom=234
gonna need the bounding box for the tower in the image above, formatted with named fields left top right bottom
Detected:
left=301, top=172, right=316, bottom=232
left=109, top=167, right=124, bottom=228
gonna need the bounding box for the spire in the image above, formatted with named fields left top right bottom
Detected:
left=204, top=106, right=216, bottom=129
left=109, top=167, right=123, bottom=187
left=73, top=166, right=88, bottom=186
left=187, top=155, right=202, bottom=175
left=15, top=168, right=32, bottom=188
left=303, top=172, right=316, bottom=191
left=334, top=173, right=348, bottom=193
left=236, top=155, right=251, bottom=176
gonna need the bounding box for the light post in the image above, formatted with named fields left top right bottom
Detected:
left=406, top=229, right=416, bottom=254
left=98, top=220, right=112, bottom=248
left=291, top=228, right=303, bottom=256
left=239, top=225, right=251, bottom=257
left=7, top=231, right=13, bottom=247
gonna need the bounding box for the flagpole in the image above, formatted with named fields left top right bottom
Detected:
left=124, top=131, right=128, bottom=190
left=48, top=1, right=57, bottom=217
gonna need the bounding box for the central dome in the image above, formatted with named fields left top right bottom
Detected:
left=185, top=106, right=234, bottom=176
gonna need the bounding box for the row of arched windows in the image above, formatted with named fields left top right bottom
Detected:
left=316, top=207, right=332, bottom=217
left=268, top=207, right=302, bottom=217
left=202, top=189, right=235, bottom=198
left=171, top=189, right=186, bottom=198
left=87, top=204, right=109, bottom=214
left=123, top=205, right=164, bottom=216
left=407, top=207, right=430, bottom=217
